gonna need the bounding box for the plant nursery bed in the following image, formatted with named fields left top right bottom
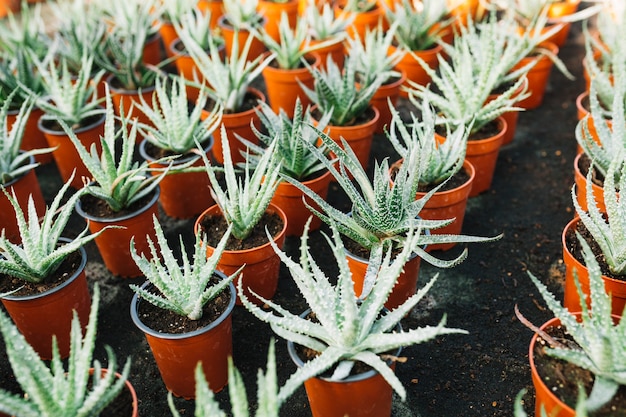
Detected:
left=0, top=23, right=588, bottom=417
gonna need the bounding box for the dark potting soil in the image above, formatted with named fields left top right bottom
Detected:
left=79, top=192, right=156, bottom=219
left=198, top=210, right=284, bottom=251
left=98, top=378, right=135, bottom=417
left=417, top=167, right=471, bottom=193
left=135, top=280, right=231, bottom=334
left=565, top=220, right=626, bottom=282
left=0, top=250, right=83, bottom=296
left=40, top=112, right=104, bottom=133
left=577, top=152, right=606, bottom=187
left=205, top=91, right=261, bottom=115
left=533, top=325, right=626, bottom=416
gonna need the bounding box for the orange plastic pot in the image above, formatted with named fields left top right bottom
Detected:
left=218, top=15, right=267, bottom=61
left=158, top=22, right=178, bottom=58
left=130, top=278, right=236, bottom=399
left=447, top=0, right=485, bottom=29
left=390, top=44, right=443, bottom=98
left=0, top=0, right=18, bottom=17
left=485, top=78, right=526, bottom=146
left=575, top=91, right=608, bottom=155
left=414, top=160, right=476, bottom=252
left=262, top=53, right=319, bottom=118
left=452, top=116, right=506, bottom=197
left=143, top=32, right=163, bottom=66
left=7, top=106, right=52, bottom=164
left=38, top=112, right=105, bottom=188
left=258, top=0, right=298, bottom=42
left=0, top=158, right=45, bottom=244
left=573, top=152, right=605, bottom=213
left=171, top=39, right=225, bottom=102
left=561, top=217, right=626, bottom=316
left=94, top=369, right=139, bottom=417
left=197, top=0, right=223, bottom=29
left=369, top=71, right=406, bottom=134
left=270, top=169, right=332, bottom=236
left=139, top=138, right=215, bottom=219
left=208, top=88, right=265, bottom=165
left=513, top=42, right=559, bottom=110
left=75, top=188, right=160, bottom=278
left=347, top=248, right=421, bottom=311
left=337, top=4, right=386, bottom=41
left=320, top=106, right=380, bottom=172
left=307, top=37, right=345, bottom=71
left=0, top=243, right=90, bottom=360
left=544, top=0, right=581, bottom=47
left=194, top=203, right=287, bottom=305
left=287, top=322, right=401, bottom=417
left=107, top=74, right=156, bottom=128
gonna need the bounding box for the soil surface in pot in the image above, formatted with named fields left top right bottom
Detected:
left=534, top=325, right=626, bottom=415
left=0, top=13, right=593, bottom=417
left=198, top=211, right=284, bottom=251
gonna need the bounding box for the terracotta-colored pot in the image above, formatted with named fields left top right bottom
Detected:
left=414, top=160, right=476, bottom=251
left=258, top=0, right=299, bottom=42
left=306, top=37, right=345, bottom=71
left=75, top=188, right=160, bottom=278
left=130, top=277, right=236, bottom=399
left=7, top=106, right=53, bottom=164
left=158, top=22, right=178, bottom=58
left=262, top=53, right=319, bottom=118
left=197, top=0, right=223, bottom=30
left=337, top=3, right=386, bottom=41
left=317, top=106, right=380, bottom=172
left=38, top=112, right=106, bottom=189
left=0, top=157, right=45, bottom=244
left=529, top=316, right=576, bottom=417
left=218, top=15, right=267, bottom=61
left=573, top=152, right=605, bottom=213
left=513, top=42, right=559, bottom=110
left=447, top=0, right=485, bottom=29
left=575, top=91, right=609, bottom=155
left=485, top=78, right=527, bottom=146
left=193, top=203, right=288, bottom=305
left=207, top=88, right=265, bottom=165
left=0, top=0, right=19, bottom=18
left=0, top=242, right=90, bottom=360
left=143, top=32, right=163, bottom=66
left=94, top=369, right=139, bottom=417
left=106, top=74, right=156, bottom=128
left=369, top=71, right=406, bottom=134
left=347, top=248, right=421, bottom=311
left=170, top=39, right=226, bottom=102
left=561, top=217, right=626, bottom=316
left=139, top=138, right=215, bottom=219
left=270, top=169, right=332, bottom=236
left=462, top=117, right=506, bottom=197
left=390, top=43, right=443, bottom=98
left=544, top=0, right=581, bottom=48
left=287, top=320, right=401, bottom=417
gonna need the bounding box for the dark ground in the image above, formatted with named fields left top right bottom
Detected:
left=0, top=22, right=587, bottom=417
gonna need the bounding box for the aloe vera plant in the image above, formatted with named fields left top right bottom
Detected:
left=525, top=233, right=626, bottom=411
left=173, top=7, right=223, bottom=52
left=221, top=0, right=264, bottom=30
left=130, top=215, right=241, bottom=320
left=341, top=0, right=377, bottom=13
left=384, top=0, right=450, bottom=51
left=0, top=172, right=108, bottom=284
left=60, top=86, right=173, bottom=212
left=239, top=219, right=468, bottom=402
left=135, top=75, right=223, bottom=154
left=0, top=1, right=50, bottom=60
left=303, top=0, right=353, bottom=42
left=0, top=284, right=132, bottom=417
left=199, top=125, right=281, bottom=241
left=168, top=342, right=282, bottom=417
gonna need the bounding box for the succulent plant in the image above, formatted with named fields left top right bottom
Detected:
left=0, top=173, right=106, bottom=283
left=514, top=387, right=589, bottom=417
left=239, top=218, right=468, bottom=402
left=384, top=0, right=450, bottom=51
left=341, top=0, right=378, bottom=13
left=221, top=0, right=264, bottom=30
left=0, top=1, right=50, bottom=60
left=303, top=0, right=353, bottom=41
left=173, top=8, right=223, bottom=52
left=135, top=75, right=223, bottom=154
left=525, top=232, right=626, bottom=411
left=0, top=284, right=132, bottom=417
left=130, top=215, right=241, bottom=321
left=0, top=48, right=48, bottom=107
left=168, top=341, right=282, bottom=417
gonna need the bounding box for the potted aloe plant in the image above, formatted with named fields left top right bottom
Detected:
left=239, top=219, right=468, bottom=417
left=158, top=0, right=197, bottom=59
left=135, top=74, right=223, bottom=219
left=301, top=0, right=352, bottom=69
left=337, top=0, right=383, bottom=41
left=0, top=173, right=107, bottom=359
left=168, top=341, right=285, bottom=417
left=300, top=54, right=389, bottom=170
left=0, top=89, right=51, bottom=243
left=219, top=0, right=266, bottom=60
left=386, top=98, right=474, bottom=251
left=283, top=122, right=499, bottom=310
left=519, top=234, right=626, bottom=415
left=0, top=284, right=137, bottom=416
left=194, top=125, right=286, bottom=305
left=176, top=29, right=273, bottom=164
left=130, top=216, right=241, bottom=399
left=239, top=98, right=333, bottom=236
left=28, top=51, right=106, bottom=188
left=65, top=87, right=175, bottom=278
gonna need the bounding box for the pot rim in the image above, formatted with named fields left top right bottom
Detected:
left=36, top=108, right=106, bottom=136
left=138, top=132, right=215, bottom=165
left=1, top=153, right=36, bottom=188
left=75, top=185, right=161, bottom=224
left=286, top=308, right=402, bottom=383
left=129, top=271, right=236, bottom=340
left=1, top=237, right=87, bottom=302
